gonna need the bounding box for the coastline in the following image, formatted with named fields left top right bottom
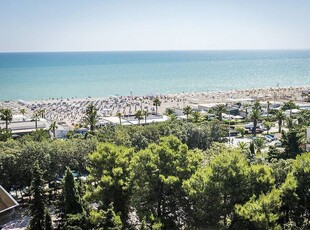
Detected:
left=1, top=85, right=309, bottom=127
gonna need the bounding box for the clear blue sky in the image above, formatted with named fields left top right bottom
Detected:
left=0, top=0, right=309, bottom=52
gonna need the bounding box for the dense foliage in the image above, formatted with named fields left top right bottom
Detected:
left=0, top=111, right=309, bottom=229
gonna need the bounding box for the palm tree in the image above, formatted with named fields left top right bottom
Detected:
left=236, top=127, right=246, bottom=138
left=117, top=112, right=122, bottom=125
left=275, top=110, right=286, bottom=133
left=266, top=101, right=271, bottom=121
left=31, top=111, right=41, bottom=130
left=285, top=117, right=296, bottom=130
left=20, top=108, right=26, bottom=121
left=32, top=129, right=49, bottom=142
left=142, top=110, right=148, bottom=124
left=191, top=111, right=202, bottom=123
left=153, top=98, right=161, bottom=115
left=253, top=100, right=261, bottom=110
left=282, top=100, right=297, bottom=118
left=0, top=108, right=13, bottom=132
left=49, top=121, right=58, bottom=139
left=296, top=111, right=308, bottom=127
left=238, top=141, right=248, bottom=151
left=164, top=108, right=175, bottom=116
left=213, top=104, right=227, bottom=121
left=243, top=103, right=250, bottom=118
left=253, top=138, right=265, bottom=154
left=84, top=104, right=99, bottom=131
left=135, top=110, right=143, bottom=125
left=250, top=108, right=261, bottom=137
left=39, top=109, right=46, bottom=118
left=263, top=121, right=274, bottom=134
left=183, top=106, right=192, bottom=121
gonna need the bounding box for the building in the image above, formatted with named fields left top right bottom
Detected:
left=53, top=122, right=72, bottom=138
left=98, top=115, right=169, bottom=126
left=197, top=103, right=225, bottom=111
left=0, top=118, right=50, bottom=137
left=0, top=185, right=19, bottom=227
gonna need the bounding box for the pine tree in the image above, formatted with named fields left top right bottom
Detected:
left=103, top=203, right=123, bottom=230
left=63, top=168, right=83, bottom=216
left=59, top=168, right=87, bottom=230
left=45, top=209, right=54, bottom=230
left=29, top=161, right=46, bottom=230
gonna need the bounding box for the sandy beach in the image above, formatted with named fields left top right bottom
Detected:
left=1, top=86, right=309, bottom=127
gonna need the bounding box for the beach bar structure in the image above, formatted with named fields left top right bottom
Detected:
left=0, top=185, right=19, bottom=227
left=98, top=115, right=169, bottom=126
left=0, top=120, right=49, bottom=136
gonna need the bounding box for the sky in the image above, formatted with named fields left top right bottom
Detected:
left=0, top=0, right=309, bottom=52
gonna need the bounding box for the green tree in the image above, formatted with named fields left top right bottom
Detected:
left=45, top=209, right=54, bottom=230
left=281, top=130, right=303, bottom=159
left=103, top=203, right=123, bottom=230
left=63, top=168, right=83, bottom=216
left=59, top=168, right=85, bottom=230
left=285, top=117, right=296, bottom=130
left=253, top=100, right=262, bottom=110
left=0, top=108, right=13, bottom=132
left=267, top=146, right=281, bottom=161
left=235, top=189, right=282, bottom=230
left=20, top=108, right=26, bottom=116
left=29, top=161, right=46, bottom=230
left=32, top=129, right=49, bottom=142
left=116, top=112, right=122, bottom=125
left=282, top=100, right=298, bottom=117
left=142, top=110, right=148, bottom=124
left=243, top=103, right=250, bottom=118
left=164, top=108, right=175, bottom=116
left=296, top=110, right=310, bottom=127
left=87, top=143, right=133, bottom=226
left=153, top=98, right=161, bottom=115
left=0, top=128, right=11, bottom=141
left=213, top=104, right=227, bottom=121
left=249, top=141, right=255, bottom=156
left=40, top=109, right=46, bottom=118
left=266, top=101, right=271, bottom=121
left=191, top=111, right=202, bottom=123
left=275, top=110, right=286, bottom=133
left=90, top=203, right=123, bottom=230
left=250, top=108, right=261, bottom=137
left=31, top=111, right=41, bottom=130
left=131, top=136, right=204, bottom=229
left=253, top=138, right=265, bottom=154
left=236, top=127, right=245, bottom=137
left=20, top=108, right=26, bottom=121
left=183, top=105, right=192, bottom=121
left=183, top=148, right=250, bottom=228
left=135, top=110, right=143, bottom=125
left=288, top=153, right=310, bottom=227
left=84, top=104, right=98, bottom=132
left=49, top=121, right=58, bottom=139
left=263, top=121, right=274, bottom=134
left=238, top=141, right=248, bottom=151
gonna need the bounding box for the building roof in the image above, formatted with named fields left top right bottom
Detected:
left=0, top=121, right=47, bottom=134
left=0, top=185, right=19, bottom=214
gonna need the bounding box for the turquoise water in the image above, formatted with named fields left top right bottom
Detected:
left=0, top=50, right=309, bottom=101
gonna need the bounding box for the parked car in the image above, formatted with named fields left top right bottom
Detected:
left=275, top=141, right=282, bottom=147
left=265, top=134, right=276, bottom=141
left=264, top=135, right=273, bottom=142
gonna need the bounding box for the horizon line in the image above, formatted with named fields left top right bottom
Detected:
left=1, top=48, right=310, bottom=54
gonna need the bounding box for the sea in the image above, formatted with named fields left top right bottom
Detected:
left=0, top=50, right=309, bottom=101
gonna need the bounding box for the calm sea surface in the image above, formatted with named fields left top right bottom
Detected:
left=0, top=50, right=309, bottom=101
